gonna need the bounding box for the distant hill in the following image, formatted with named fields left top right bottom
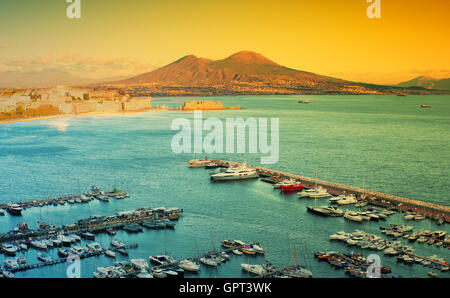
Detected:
left=100, top=51, right=448, bottom=96
left=396, top=76, right=450, bottom=91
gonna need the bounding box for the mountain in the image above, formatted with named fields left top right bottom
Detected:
left=117, top=51, right=340, bottom=85
left=102, top=51, right=447, bottom=96
left=396, top=76, right=450, bottom=90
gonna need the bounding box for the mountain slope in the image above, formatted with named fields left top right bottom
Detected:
left=103, top=51, right=447, bottom=96
left=397, top=76, right=450, bottom=90
left=116, top=51, right=340, bottom=85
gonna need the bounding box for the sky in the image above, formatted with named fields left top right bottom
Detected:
left=0, top=0, right=449, bottom=85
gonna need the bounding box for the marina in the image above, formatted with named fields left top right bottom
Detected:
left=191, top=159, right=450, bottom=224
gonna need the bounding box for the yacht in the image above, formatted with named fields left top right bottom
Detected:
left=241, top=264, right=267, bottom=276
left=6, top=203, right=23, bottom=215
left=2, top=243, right=19, bottom=256
left=306, top=205, right=330, bottom=217
left=105, top=249, right=116, bottom=258
left=31, top=240, right=48, bottom=250
left=298, top=186, right=329, bottom=198
left=337, top=194, right=358, bottom=205
left=58, top=248, right=70, bottom=258
left=210, top=164, right=259, bottom=181
left=179, top=260, right=201, bottom=272
left=309, top=187, right=331, bottom=198
left=130, top=259, right=150, bottom=271
left=329, top=194, right=346, bottom=203
left=110, top=239, right=125, bottom=248
left=344, top=210, right=363, bottom=222
left=199, top=256, right=218, bottom=267
left=4, top=259, right=19, bottom=270
left=149, top=255, right=176, bottom=266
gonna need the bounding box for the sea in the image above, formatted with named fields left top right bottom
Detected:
left=0, top=94, right=449, bottom=278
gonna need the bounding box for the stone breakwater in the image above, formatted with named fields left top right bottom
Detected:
left=178, top=100, right=240, bottom=111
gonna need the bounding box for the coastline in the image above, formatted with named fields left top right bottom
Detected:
left=0, top=109, right=154, bottom=125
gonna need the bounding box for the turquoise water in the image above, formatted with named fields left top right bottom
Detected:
left=0, top=95, right=449, bottom=278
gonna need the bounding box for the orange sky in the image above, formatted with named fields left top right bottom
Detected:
left=0, top=0, right=449, bottom=84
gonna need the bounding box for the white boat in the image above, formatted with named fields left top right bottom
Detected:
left=105, top=250, right=116, bottom=258
left=136, top=271, right=154, bottom=278
left=298, top=186, right=330, bottom=198
left=329, top=233, right=348, bottom=241
left=2, top=243, right=19, bottom=256
left=309, top=187, right=331, bottom=198
left=6, top=203, right=23, bottom=215
left=110, top=240, right=125, bottom=247
left=19, top=243, right=28, bottom=251
left=344, top=210, right=363, bottom=222
left=17, top=256, right=28, bottom=266
left=179, top=260, right=201, bottom=272
left=80, top=195, right=90, bottom=203
left=241, top=264, right=267, bottom=275
left=199, top=257, right=218, bottom=267
left=31, top=240, right=48, bottom=250
left=4, top=259, right=19, bottom=269
left=210, top=164, right=259, bottom=181
left=131, top=259, right=149, bottom=271
left=329, top=194, right=346, bottom=203
left=232, top=249, right=243, bottom=255
left=337, top=194, right=358, bottom=205
left=383, top=247, right=399, bottom=255
left=87, top=242, right=102, bottom=252
left=70, top=246, right=85, bottom=255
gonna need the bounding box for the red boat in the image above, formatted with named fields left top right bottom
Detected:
left=280, top=184, right=304, bottom=192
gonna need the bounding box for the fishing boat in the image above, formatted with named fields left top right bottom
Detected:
left=179, top=260, right=201, bottom=272
left=210, top=164, right=259, bottom=181
left=241, top=264, right=267, bottom=275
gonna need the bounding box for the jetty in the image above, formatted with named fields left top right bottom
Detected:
left=0, top=188, right=128, bottom=212
left=190, top=159, right=450, bottom=223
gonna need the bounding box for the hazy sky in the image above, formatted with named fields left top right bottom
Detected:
left=0, top=0, right=449, bottom=84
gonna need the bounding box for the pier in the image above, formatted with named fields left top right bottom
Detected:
left=0, top=189, right=128, bottom=211
left=201, top=159, right=450, bottom=223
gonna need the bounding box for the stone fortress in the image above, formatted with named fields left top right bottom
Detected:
left=0, top=86, right=152, bottom=120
